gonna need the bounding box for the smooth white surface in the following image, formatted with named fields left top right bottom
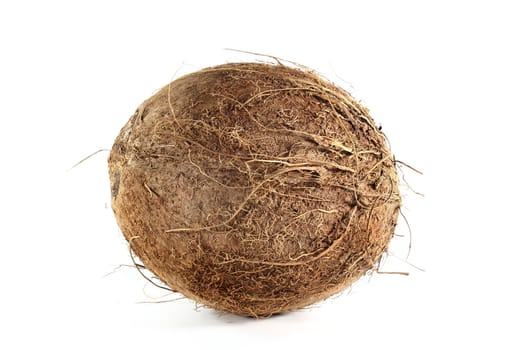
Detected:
left=1, top=1, right=523, bottom=349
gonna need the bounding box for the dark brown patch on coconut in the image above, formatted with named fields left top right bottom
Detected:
left=108, top=62, right=401, bottom=317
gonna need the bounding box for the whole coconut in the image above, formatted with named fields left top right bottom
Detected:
left=109, top=62, right=401, bottom=317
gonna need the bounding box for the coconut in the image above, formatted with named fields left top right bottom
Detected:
left=108, top=62, right=401, bottom=317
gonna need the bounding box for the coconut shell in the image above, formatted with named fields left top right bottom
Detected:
left=108, top=62, right=401, bottom=317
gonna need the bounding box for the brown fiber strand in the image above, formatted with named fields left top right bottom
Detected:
left=109, top=62, right=401, bottom=317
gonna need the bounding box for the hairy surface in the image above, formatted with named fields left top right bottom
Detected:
left=109, top=62, right=401, bottom=317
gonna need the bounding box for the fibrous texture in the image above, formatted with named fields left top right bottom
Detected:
left=109, top=62, right=401, bottom=317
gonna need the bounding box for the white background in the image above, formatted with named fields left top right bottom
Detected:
left=1, top=0, right=523, bottom=348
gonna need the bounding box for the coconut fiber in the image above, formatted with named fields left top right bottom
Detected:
left=108, top=62, right=401, bottom=317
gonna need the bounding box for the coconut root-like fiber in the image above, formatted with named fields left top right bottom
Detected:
left=109, top=62, right=401, bottom=317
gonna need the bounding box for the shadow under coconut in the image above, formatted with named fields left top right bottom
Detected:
left=143, top=299, right=315, bottom=330
left=212, top=308, right=300, bottom=324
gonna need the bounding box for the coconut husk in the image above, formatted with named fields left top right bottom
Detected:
left=108, top=62, right=401, bottom=317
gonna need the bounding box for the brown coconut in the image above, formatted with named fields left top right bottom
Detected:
left=108, top=62, right=401, bottom=317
